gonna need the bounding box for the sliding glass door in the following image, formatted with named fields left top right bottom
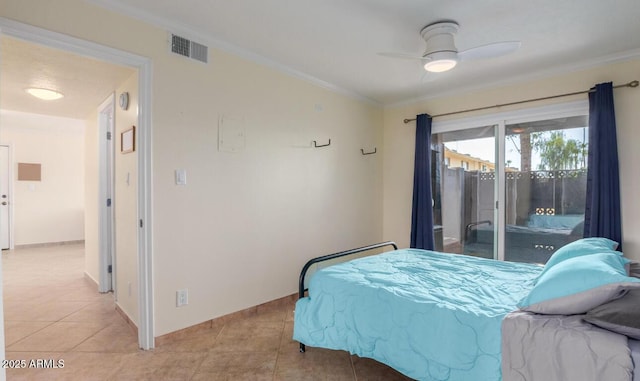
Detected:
left=433, top=125, right=497, bottom=259
left=432, top=103, right=588, bottom=263
left=503, top=116, right=588, bottom=263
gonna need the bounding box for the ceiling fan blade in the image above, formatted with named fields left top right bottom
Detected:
left=458, top=41, right=521, bottom=61
left=378, top=52, right=428, bottom=61
left=420, top=70, right=438, bottom=83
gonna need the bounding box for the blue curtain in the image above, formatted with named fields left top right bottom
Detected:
left=410, top=114, right=435, bottom=250
left=584, top=82, right=622, bottom=249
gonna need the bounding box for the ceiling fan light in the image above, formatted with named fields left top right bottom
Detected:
left=424, top=59, right=457, bottom=73
left=423, top=50, right=458, bottom=72
left=25, top=87, right=64, bottom=101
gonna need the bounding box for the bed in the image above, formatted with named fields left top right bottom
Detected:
left=293, top=240, right=640, bottom=381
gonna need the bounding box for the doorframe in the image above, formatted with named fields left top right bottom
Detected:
left=98, top=95, right=116, bottom=294
left=0, top=17, right=155, bottom=349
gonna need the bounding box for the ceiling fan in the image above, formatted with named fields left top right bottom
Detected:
left=380, top=20, right=520, bottom=74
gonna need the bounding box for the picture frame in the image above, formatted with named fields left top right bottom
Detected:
left=121, top=125, right=136, bottom=154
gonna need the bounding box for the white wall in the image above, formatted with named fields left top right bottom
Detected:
left=0, top=110, right=85, bottom=246
left=383, top=59, right=640, bottom=260
left=1, top=0, right=384, bottom=336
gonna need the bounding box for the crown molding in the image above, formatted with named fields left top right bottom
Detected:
left=387, top=48, right=640, bottom=109
left=87, top=0, right=380, bottom=106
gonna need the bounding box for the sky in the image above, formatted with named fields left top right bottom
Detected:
left=444, top=127, right=588, bottom=170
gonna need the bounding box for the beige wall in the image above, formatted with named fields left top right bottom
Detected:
left=383, top=59, right=640, bottom=260
left=84, top=74, right=139, bottom=325
left=84, top=108, right=99, bottom=284
left=0, top=110, right=85, bottom=246
left=1, top=0, right=384, bottom=335
left=114, top=73, right=139, bottom=324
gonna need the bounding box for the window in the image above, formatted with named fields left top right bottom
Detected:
left=431, top=101, right=588, bottom=264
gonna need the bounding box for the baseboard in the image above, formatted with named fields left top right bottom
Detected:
left=84, top=272, right=100, bottom=288
left=115, top=304, right=139, bottom=337
left=155, top=293, right=298, bottom=346
left=14, top=240, right=85, bottom=249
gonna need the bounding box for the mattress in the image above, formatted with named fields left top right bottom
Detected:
left=294, top=249, right=542, bottom=381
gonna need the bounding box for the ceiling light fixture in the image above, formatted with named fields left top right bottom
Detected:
left=25, top=88, right=64, bottom=101
left=423, top=51, right=458, bottom=73
left=421, top=21, right=459, bottom=73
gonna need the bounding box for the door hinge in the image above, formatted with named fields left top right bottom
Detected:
left=107, top=265, right=112, bottom=273
left=107, top=131, right=112, bottom=140
left=139, top=219, right=143, bottom=228
left=107, top=198, right=112, bottom=207
left=496, top=201, right=499, bottom=209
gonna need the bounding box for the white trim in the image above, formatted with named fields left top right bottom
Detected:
left=432, top=100, right=589, bottom=134
left=0, top=17, right=155, bottom=350
left=496, top=122, right=506, bottom=261
left=387, top=48, right=640, bottom=108
left=87, top=0, right=378, bottom=106
left=137, top=55, right=155, bottom=350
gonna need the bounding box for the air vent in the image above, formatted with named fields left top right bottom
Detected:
left=171, top=34, right=208, bottom=63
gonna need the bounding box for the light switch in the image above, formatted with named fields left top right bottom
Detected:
left=175, top=169, right=187, bottom=185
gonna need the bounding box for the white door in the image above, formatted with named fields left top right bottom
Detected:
left=0, top=145, right=10, bottom=250
left=98, top=96, right=115, bottom=292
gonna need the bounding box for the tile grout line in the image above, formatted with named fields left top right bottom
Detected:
left=185, top=351, right=208, bottom=381
left=271, top=318, right=286, bottom=380
left=67, top=319, right=118, bottom=353
left=188, top=319, right=228, bottom=379
left=4, top=320, right=58, bottom=348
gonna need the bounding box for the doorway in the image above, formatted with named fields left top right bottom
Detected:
left=0, top=18, right=154, bottom=349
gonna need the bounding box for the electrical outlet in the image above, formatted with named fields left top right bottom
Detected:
left=176, top=289, right=188, bottom=307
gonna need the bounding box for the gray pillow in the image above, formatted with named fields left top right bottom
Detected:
left=629, top=261, right=640, bottom=278
left=583, top=289, right=640, bottom=339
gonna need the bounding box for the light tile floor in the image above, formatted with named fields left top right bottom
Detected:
left=3, top=244, right=413, bottom=380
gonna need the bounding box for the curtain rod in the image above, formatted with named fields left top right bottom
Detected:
left=403, top=80, right=639, bottom=124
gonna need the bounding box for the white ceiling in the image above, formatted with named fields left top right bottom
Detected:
left=88, top=0, right=640, bottom=105
left=3, top=1, right=640, bottom=117
left=0, top=36, right=135, bottom=120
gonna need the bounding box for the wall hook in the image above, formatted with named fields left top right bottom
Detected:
left=313, top=139, right=331, bottom=148
left=361, top=148, right=377, bottom=155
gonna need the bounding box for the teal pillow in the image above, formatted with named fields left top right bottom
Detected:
left=539, top=237, right=620, bottom=279
left=519, top=252, right=640, bottom=315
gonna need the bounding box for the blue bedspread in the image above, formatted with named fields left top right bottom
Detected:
left=293, top=249, right=542, bottom=381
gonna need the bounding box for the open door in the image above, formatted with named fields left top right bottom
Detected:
left=98, top=95, right=116, bottom=293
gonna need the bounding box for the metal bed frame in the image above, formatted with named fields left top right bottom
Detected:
left=297, top=241, right=398, bottom=352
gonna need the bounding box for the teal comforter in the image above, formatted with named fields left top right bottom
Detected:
left=293, top=249, right=542, bottom=381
